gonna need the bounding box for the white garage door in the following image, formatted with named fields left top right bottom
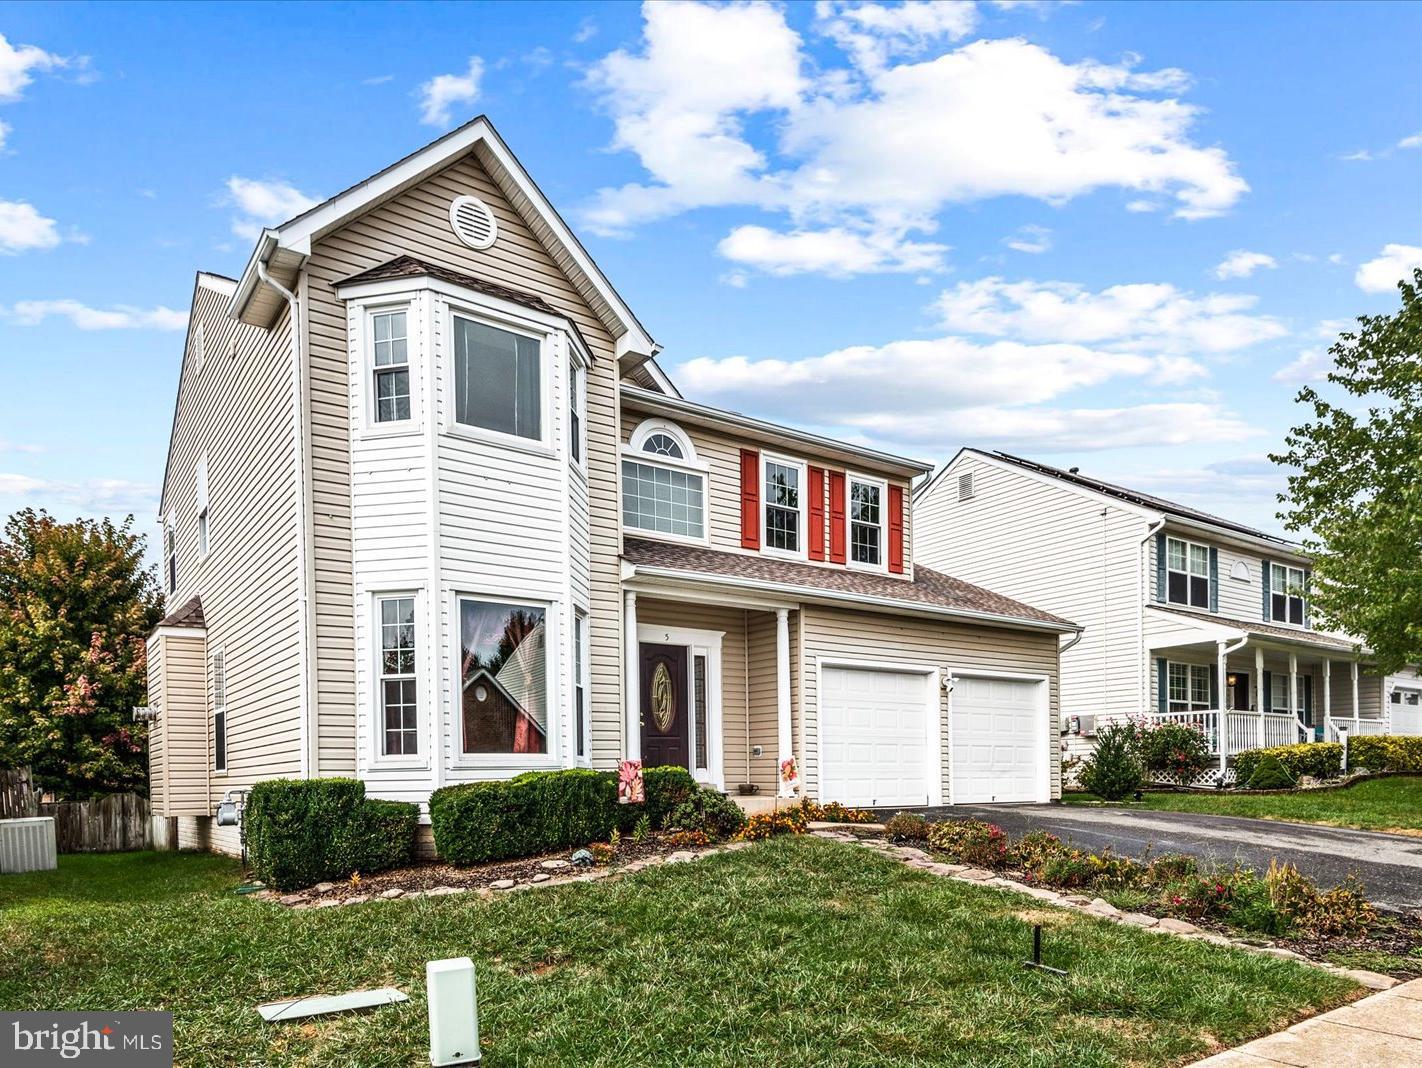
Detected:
left=951, top=675, right=1043, bottom=804
left=820, top=666, right=932, bottom=809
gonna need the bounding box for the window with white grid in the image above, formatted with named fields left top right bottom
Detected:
left=378, top=596, right=418, bottom=756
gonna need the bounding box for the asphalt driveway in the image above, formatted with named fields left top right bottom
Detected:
left=901, top=804, right=1422, bottom=913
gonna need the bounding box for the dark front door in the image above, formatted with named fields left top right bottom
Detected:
left=640, top=643, right=689, bottom=770
left=1228, top=671, right=1251, bottom=711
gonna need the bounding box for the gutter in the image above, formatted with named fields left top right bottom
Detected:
left=627, top=563, right=1080, bottom=637
left=256, top=259, right=316, bottom=780
left=1138, top=515, right=1167, bottom=710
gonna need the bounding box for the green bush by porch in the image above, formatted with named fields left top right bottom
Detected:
left=1232, top=737, right=1422, bottom=785
left=243, top=778, right=419, bottom=891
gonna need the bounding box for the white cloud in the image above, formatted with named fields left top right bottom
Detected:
left=0, top=473, right=159, bottom=517
left=4, top=299, right=188, bottom=331
left=0, top=440, right=41, bottom=454
left=1339, top=149, right=1374, bottom=162
left=1004, top=224, right=1051, bottom=254
left=0, top=33, right=64, bottom=102
left=418, top=57, right=484, bottom=127
left=1213, top=249, right=1276, bottom=280
left=1273, top=349, right=1334, bottom=385
left=933, top=276, right=1287, bottom=354
left=1400, top=132, right=1422, bottom=150
left=1354, top=243, right=1422, bottom=294
left=582, top=4, right=1248, bottom=269
left=574, top=18, right=599, bottom=44
left=225, top=177, right=319, bottom=241
left=816, top=0, right=979, bottom=75
left=0, top=200, right=61, bottom=254
left=362, top=74, right=394, bottom=86
left=718, top=223, right=947, bottom=277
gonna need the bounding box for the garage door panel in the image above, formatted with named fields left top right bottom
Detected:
left=951, top=676, right=1043, bottom=805
left=820, top=666, right=931, bottom=809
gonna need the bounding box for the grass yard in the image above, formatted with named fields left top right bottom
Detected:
left=1064, top=775, right=1422, bottom=835
left=0, top=838, right=1359, bottom=1067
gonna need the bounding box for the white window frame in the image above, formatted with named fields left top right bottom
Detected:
left=446, top=303, right=553, bottom=455
left=1167, top=661, right=1212, bottom=713
left=619, top=419, right=710, bottom=546
left=845, top=472, right=887, bottom=573
left=195, top=455, right=210, bottom=559
left=368, top=304, right=414, bottom=428
left=451, top=591, right=560, bottom=770
left=574, top=608, right=591, bottom=765
left=1165, top=536, right=1210, bottom=609
left=165, top=523, right=176, bottom=595
left=1270, top=563, right=1307, bottom=626
left=373, top=592, right=421, bottom=764
left=761, top=452, right=808, bottom=560
left=211, top=647, right=226, bottom=773
left=568, top=355, right=587, bottom=473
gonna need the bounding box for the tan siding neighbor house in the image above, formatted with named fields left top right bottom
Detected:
left=149, top=118, right=1076, bottom=855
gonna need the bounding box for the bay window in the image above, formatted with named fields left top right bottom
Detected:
left=371, top=308, right=411, bottom=423
left=452, top=315, right=541, bottom=441
left=459, top=597, right=549, bottom=755
left=574, top=609, right=589, bottom=761
left=377, top=596, right=419, bottom=756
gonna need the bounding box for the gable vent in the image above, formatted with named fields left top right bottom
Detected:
left=958, top=471, right=974, bottom=501
left=449, top=195, right=497, bottom=250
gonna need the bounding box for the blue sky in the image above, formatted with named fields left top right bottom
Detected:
left=0, top=0, right=1419, bottom=551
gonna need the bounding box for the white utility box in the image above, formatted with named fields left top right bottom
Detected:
left=0, top=816, right=58, bottom=874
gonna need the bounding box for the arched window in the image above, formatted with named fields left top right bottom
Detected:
left=623, top=420, right=705, bottom=541
left=629, top=419, right=697, bottom=465
left=642, top=431, right=684, bottom=459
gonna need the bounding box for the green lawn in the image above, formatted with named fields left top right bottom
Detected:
left=0, top=840, right=1358, bottom=1067
left=1065, top=775, right=1422, bottom=835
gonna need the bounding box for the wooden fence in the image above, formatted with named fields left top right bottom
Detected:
left=1, top=768, right=151, bottom=852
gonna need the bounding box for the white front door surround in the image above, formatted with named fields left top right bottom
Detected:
left=636, top=621, right=726, bottom=790
left=948, top=671, right=1050, bottom=805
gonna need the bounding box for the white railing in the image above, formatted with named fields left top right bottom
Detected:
left=1327, top=716, right=1388, bottom=741
left=1144, top=709, right=1306, bottom=757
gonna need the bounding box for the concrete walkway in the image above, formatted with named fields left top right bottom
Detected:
left=1190, top=978, right=1422, bottom=1065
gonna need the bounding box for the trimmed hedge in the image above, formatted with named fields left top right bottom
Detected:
left=1234, top=743, right=1342, bottom=785
left=244, top=778, right=419, bottom=891
left=1350, top=735, right=1422, bottom=772
left=430, top=765, right=702, bottom=866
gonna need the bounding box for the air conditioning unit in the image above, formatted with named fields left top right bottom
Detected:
left=0, top=817, right=57, bottom=874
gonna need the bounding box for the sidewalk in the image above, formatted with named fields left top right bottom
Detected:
left=1191, top=978, right=1422, bottom=1066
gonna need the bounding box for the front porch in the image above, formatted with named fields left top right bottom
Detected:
left=1143, top=606, right=1385, bottom=773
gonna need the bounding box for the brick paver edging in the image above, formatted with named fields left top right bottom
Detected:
left=810, top=829, right=1401, bottom=992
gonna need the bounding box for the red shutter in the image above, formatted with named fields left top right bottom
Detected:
left=828, top=471, right=847, bottom=564
left=807, top=466, right=826, bottom=561
left=888, top=484, right=905, bottom=574
left=740, top=449, right=760, bottom=550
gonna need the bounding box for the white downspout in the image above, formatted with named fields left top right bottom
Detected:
left=256, top=260, right=315, bottom=780
left=1217, top=635, right=1249, bottom=775
left=1138, top=517, right=1166, bottom=712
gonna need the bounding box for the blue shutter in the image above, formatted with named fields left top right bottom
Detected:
left=1261, top=558, right=1272, bottom=620
left=1304, top=676, right=1314, bottom=729
left=1263, top=671, right=1272, bottom=711
left=1156, top=658, right=1168, bottom=713
left=1209, top=664, right=1219, bottom=709
left=1155, top=532, right=1167, bottom=602
left=1209, top=547, right=1219, bottom=613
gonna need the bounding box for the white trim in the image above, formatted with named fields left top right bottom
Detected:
left=443, top=301, right=554, bottom=455
left=761, top=451, right=808, bottom=561
left=944, top=668, right=1051, bottom=806
left=627, top=418, right=701, bottom=467
left=448, top=194, right=498, bottom=250
left=574, top=607, right=592, bottom=767
left=815, top=656, right=942, bottom=808
left=210, top=645, right=227, bottom=775
left=151, top=625, right=206, bottom=640
left=637, top=623, right=725, bottom=790
left=638, top=357, right=682, bottom=399
left=619, top=453, right=710, bottom=547
left=1163, top=534, right=1211, bottom=610
left=363, top=301, right=418, bottom=434
left=369, top=589, right=429, bottom=772
left=844, top=471, right=888, bottom=574
left=195, top=454, right=210, bottom=559
left=449, top=590, right=562, bottom=771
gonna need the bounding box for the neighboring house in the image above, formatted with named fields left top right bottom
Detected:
left=914, top=450, right=1420, bottom=777
left=145, top=118, right=1078, bottom=855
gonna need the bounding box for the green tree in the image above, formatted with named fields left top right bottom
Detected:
left=0, top=509, right=163, bottom=797
left=1272, top=268, right=1422, bottom=673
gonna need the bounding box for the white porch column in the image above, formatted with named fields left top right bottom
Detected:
left=1323, top=659, right=1332, bottom=740
left=1255, top=647, right=1266, bottom=748
left=1351, top=660, right=1360, bottom=723
left=775, top=607, right=793, bottom=796
left=624, top=591, right=641, bottom=763
left=1216, top=640, right=1229, bottom=776
left=1289, top=653, right=1299, bottom=734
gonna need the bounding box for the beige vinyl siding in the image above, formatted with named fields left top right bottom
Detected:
left=1328, top=663, right=1384, bottom=719
left=146, top=635, right=165, bottom=812
left=745, top=610, right=780, bottom=793
left=155, top=276, right=304, bottom=855
left=1215, top=543, right=1262, bottom=621
left=305, top=151, right=625, bottom=775
left=619, top=408, right=914, bottom=573
left=798, top=606, right=1061, bottom=801
left=916, top=454, right=1143, bottom=733
left=154, top=632, right=209, bottom=816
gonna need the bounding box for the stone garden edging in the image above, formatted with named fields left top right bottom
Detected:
left=810, top=829, right=1402, bottom=992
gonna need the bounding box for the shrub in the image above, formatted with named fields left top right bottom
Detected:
left=1131, top=719, right=1213, bottom=782
left=244, top=778, right=419, bottom=891
left=1009, top=830, right=1068, bottom=872
left=664, top=786, right=747, bottom=841
left=1166, top=872, right=1240, bottom=922
left=1350, top=735, right=1422, bottom=773
left=636, top=765, right=699, bottom=830
left=801, top=799, right=877, bottom=824
left=1079, top=723, right=1144, bottom=801
left=884, top=811, right=929, bottom=841
left=666, top=829, right=711, bottom=849
left=927, top=818, right=1011, bottom=869
left=1234, top=743, right=1342, bottom=785
left=1265, top=860, right=1378, bottom=937
left=1245, top=754, right=1296, bottom=791
left=736, top=808, right=809, bottom=841
left=588, top=842, right=615, bottom=866
left=1147, top=853, right=1198, bottom=884
left=1038, top=848, right=1146, bottom=891
left=429, top=768, right=617, bottom=866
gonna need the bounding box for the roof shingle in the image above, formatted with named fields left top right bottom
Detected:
left=156, top=595, right=204, bottom=630
left=623, top=537, right=1074, bottom=630
left=1150, top=605, right=1358, bottom=652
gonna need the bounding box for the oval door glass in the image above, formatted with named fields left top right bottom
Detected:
left=651, top=662, right=675, bottom=733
